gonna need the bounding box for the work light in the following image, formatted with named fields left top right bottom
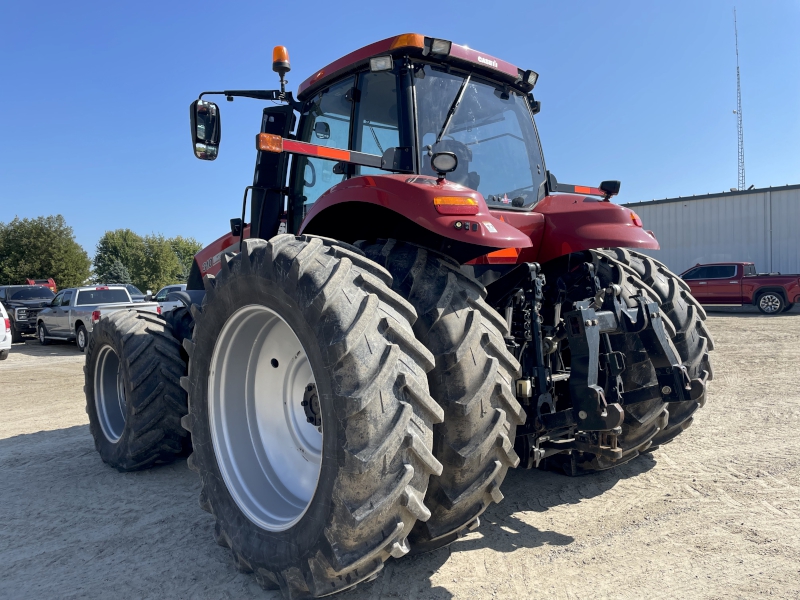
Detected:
left=369, top=56, right=393, bottom=72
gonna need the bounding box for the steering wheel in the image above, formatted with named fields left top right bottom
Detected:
left=303, top=160, right=316, bottom=188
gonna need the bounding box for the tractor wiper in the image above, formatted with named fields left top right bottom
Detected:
left=436, top=75, right=471, bottom=142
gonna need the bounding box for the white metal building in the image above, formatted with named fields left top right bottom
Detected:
left=623, top=184, right=800, bottom=276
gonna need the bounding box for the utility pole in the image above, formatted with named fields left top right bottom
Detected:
left=734, top=8, right=745, bottom=190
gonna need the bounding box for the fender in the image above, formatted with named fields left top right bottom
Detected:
left=190, top=224, right=252, bottom=288
left=470, top=194, right=659, bottom=266
left=531, top=194, right=658, bottom=264
left=300, top=174, right=532, bottom=263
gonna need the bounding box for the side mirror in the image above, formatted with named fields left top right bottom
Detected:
left=190, top=99, right=221, bottom=160
left=230, top=218, right=243, bottom=236
left=599, top=180, right=621, bottom=197
left=314, top=122, right=330, bottom=139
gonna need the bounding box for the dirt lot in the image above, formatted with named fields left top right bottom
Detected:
left=1, top=309, right=799, bottom=599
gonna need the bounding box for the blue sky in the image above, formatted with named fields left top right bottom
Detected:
left=1, top=0, right=798, bottom=254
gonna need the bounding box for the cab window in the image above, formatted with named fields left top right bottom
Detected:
left=61, top=291, right=73, bottom=306
left=353, top=71, right=401, bottom=176
left=297, top=76, right=355, bottom=211
left=51, top=291, right=64, bottom=306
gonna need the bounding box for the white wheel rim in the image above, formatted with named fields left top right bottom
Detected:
left=208, top=304, right=323, bottom=532
left=78, top=330, right=85, bottom=348
left=759, top=294, right=780, bottom=313
left=94, top=345, right=127, bottom=442
left=39, top=327, right=45, bottom=343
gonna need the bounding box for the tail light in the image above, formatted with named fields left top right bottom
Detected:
left=92, top=310, right=101, bottom=323
left=629, top=210, right=643, bottom=227
left=433, top=196, right=479, bottom=215
left=157, top=306, right=162, bottom=315
left=3, top=318, right=9, bottom=332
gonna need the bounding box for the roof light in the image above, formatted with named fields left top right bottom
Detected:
left=369, top=56, right=393, bottom=72
left=390, top=33, right=425, bottom=50
left=523, top=69, right=538, bottom=88
left=256, top=133, right=283, bottom=153
left=434, top=196, right=479, bottom=215
left=430, top=38, right=452, bottom=55
left=272, top=46, right=291, bottom=75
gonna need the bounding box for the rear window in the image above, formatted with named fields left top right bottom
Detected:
left=76, top=289, right=130, bottom=305
left=744, top=264, right=756, bottom=276
left=9, top=287, right=55, bottom=300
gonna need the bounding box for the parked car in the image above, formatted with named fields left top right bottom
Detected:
left=0, top=303, right=10, bottom=360
left=36, top=286, right=161, bottom=351
left=680, top=262, right=800, bottom=314
left=0, top=285, right=57, bottom=342
left=153, top=283, right=187, bottom=313
left=96, top=283, right=152, bottom=302
left=25, top=278, right=57, bottom=293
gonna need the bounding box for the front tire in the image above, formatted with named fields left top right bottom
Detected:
left=181, top=236, right=444, bottom=598
left=84, top=310, right=189, bottom=471
left=11, top=319, right=23, bottom=343
left=38, top=323, right=50, bottom=346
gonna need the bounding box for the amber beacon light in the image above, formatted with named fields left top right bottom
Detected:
left=273, top=46, right=291, bottom=75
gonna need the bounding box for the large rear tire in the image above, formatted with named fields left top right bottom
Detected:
left=181, top=236, right=444, bottom=598
left=596, top=248, right=713, bottom=449
left=84, top=309, right=189, bottom=471
left=359, top=240, right=525, bottom=553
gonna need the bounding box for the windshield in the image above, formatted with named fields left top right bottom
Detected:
left=10, top=287, right=55, bottom=300
left=414, top=65, right=546, bottom=208
left=76, top=289, right=130, bottom=305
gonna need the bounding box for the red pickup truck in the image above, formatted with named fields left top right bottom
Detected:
left=680, top=262, right=800, bottom=314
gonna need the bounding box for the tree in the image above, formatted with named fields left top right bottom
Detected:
left=104, top=259, right=132, bottom=285
left=93, top=229, right=144, bottom=284
left=132, top=234, right=182, bottom=292
left=0, top=215, right=91, bottom=287
left=169, top=236, right=202, bottom=283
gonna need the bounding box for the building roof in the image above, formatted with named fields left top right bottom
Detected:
left=622, top=183, right=800, bottom=208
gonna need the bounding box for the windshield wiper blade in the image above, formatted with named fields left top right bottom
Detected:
left=436, top=75, right=471, bottom=143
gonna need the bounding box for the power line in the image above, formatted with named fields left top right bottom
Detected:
left=734, top=8, right=745, bottom=191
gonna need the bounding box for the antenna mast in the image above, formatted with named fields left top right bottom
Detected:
left=734, top=8, right=745, bottom=190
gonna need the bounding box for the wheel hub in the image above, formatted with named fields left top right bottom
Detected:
left=94, top=345, right=126, bottom=442
left=760, top=294, right=780, bottom=313
left=208, top=304, right=323, bottom=532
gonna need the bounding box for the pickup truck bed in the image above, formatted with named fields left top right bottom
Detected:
left=36, top=286, right=160, bottom=350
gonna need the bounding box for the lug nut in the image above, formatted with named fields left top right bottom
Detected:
left=661, top=386, right=672, bottom=395
left=578, top=410, right=588, bottom=420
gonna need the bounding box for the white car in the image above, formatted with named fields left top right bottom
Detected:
left=0, top=303, right=10, bottom=360
left=153, top=283, right=187, bottom=314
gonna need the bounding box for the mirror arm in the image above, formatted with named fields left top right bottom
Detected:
left=199, top=90, right=302, bottom=110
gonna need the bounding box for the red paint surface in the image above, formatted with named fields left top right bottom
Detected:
left=194, top=225, right=251, bottom=278
left=300, top=175, right=532, bottom=250
left=297, top=34, right=525, bottom=100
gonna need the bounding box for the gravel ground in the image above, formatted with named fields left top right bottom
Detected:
left=1, top=309, right=799, bottom=599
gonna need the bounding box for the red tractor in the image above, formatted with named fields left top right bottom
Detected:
left=84, top=35, right=713, bottom=598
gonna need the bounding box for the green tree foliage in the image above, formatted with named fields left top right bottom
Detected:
left=93, top=229, right=145, bottom=284
left=105, top=259, right=132, bottom=285
left=94, top=229, right=202, bottom=291
left=169, top=236, right=203, bottom=282
left=0, top=215, right=91, bottom=287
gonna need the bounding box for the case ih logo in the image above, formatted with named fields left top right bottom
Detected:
left=477, top=56, right=498, bottom=69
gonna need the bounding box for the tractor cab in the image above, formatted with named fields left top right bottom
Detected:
left=190, top=34, right=549, bottom=245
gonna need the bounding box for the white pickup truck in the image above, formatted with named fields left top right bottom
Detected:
left=36, top=286, right=161, bottom=352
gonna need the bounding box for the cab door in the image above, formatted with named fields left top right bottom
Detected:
left=703, top=265, right=742, bottom=304
left=54, top=290, right=74, bottom=334
left=680, top=266, right=710, bottom=301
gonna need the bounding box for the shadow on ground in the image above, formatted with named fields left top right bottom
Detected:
left=0, top=424, right=657, bottom=599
